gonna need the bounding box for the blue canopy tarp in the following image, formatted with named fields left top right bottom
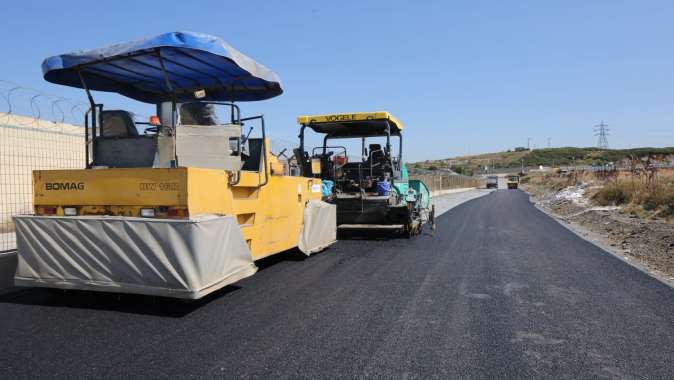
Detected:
left=42, top=32, right=283, bottom=103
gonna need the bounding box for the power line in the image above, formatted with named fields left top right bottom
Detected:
left=594, top=121, right=610, bottom=149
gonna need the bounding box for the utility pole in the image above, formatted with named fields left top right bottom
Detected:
left=521, top=158, right=524, bottom=174
left=594, top=121, right=610, bottom=149
left=527, top=138, right=531, bottom=151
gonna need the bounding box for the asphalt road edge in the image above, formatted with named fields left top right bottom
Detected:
left=527, top=194, right=674, bottom=289
left=431, top=188, right=494, bottom=217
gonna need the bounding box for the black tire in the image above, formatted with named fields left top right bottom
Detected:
left=403, top=220, right=417, bottom=238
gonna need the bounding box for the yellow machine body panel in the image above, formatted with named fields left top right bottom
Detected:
left=33, top=166, right=322, bottom=261
left=34, top=168, right=188, bottom=206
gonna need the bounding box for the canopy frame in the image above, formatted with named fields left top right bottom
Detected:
left=44, top=32, right=275, bottom=188
left=71, top=47, right=248, bottom=169
left=297, top=113, right=406, bottom=177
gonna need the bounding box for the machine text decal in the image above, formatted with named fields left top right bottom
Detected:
left=139, top=182, right=179, bottom=191
left=324, top=114, right=357, bottom=122
left=45, top=182, right=84, bottom=191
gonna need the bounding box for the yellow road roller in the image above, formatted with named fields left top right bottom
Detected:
left=13, top=32, right=336, bottom=299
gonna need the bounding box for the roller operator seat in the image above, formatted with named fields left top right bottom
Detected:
left=100, top=110, right=139, bottom=137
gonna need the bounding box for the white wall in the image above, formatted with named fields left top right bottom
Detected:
left=0, top=113, right=84, bottom=250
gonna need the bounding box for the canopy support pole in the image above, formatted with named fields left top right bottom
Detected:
left=385, top=120, right=392, bottom=161
left=385, top=120, right=394, bottom=186
left=155, top=48, right=179, bottom=167
left=77, top=68, right=96, bottom=168
left=155, top=49, right=178, bottom=132
left=399, top=134, right=403, bottom=173
left=298, top=124, right=309, bottom=177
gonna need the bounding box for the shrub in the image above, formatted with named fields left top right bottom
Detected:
left=453, top=166, right=473, bottom=176
left=649, top=186, right=674, bottom=216
left=590, top=173, right=674, bottom=217
left=593, top=182, right=632, bottom=206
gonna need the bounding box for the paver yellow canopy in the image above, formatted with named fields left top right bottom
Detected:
left=13, top=32, right=336, bottom=299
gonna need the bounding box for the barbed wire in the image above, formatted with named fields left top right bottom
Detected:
left=0, top=79, right=88, bottom=127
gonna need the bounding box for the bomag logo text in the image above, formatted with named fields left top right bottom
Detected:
left=324, top=114, right=357, bottom=122
left=45, top=182, right=85, bottom=191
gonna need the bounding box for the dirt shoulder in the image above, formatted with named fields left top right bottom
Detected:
left=523, top=183, right=674, bottom=286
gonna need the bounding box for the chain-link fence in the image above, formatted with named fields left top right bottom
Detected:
left=410, top=173, right=482, bottom=195
left=0, top=82, right=86, bottom=252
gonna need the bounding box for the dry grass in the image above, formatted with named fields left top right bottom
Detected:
left=523, top=171, right=576, bottom=191
left=592, top=170, right=674, bottom=217
left=524, top=168, right=674, bottom=218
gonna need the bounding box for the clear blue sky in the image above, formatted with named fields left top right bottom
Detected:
left=1, top=0, right=673, bottom=161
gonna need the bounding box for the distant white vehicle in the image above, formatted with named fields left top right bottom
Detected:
left=486, top=176, right=498, bottom=189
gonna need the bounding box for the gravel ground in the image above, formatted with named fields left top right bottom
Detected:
left=525, top=184, right=674, bottom=285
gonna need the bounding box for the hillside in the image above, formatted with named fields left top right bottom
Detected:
left=411, top=147, right=674, bottom=175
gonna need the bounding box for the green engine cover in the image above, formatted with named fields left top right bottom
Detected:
left=393, top=164, right=431, bottom=209
left=408, top=179, right=431, bottom=209
left=393, top=164, right=409, bottom=200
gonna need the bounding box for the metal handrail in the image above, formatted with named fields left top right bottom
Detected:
left=240, top=114, right=269, bottom=188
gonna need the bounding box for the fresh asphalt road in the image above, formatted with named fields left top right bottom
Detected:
left=1, top=190, right=673, bottom=379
